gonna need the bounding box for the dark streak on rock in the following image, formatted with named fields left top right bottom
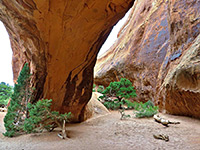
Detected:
left=61, top=27, right=112, bottom=119
left=62, top=71, right=73, bottom=106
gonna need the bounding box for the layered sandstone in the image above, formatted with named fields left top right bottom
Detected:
left=0, top=0, right=134, bottom=121
left=95, top=0, right=200, bottom=118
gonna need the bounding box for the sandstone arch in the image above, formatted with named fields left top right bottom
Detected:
left=0, top=0, right=134, bottom=121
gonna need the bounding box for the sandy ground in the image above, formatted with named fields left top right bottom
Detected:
left=0, top=111, right=200, bottom=150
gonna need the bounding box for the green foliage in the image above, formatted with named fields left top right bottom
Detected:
left=98, top=78, right=137, bottom=119
left=3, top=63, right=72, bottom=137
left=24, top=99, right=71, bottom=134
left=97, top=78, right=158, bottom=119
left=0, top=82, right=13, bottom=107
left=92, top=84, right=96, bottom=92
left=102, top=78, right=137, bottom=99
left=3, top=63, right=31, bottom=137
left=97, top=85, right=104, bottom=94
left=99, top=78, right=137, bottom=110
left=119, top=109, right=131, bottom=120
left=124, top=99, right=135, bottom=109
left=103, top=99, right=121, bottom=110
left=134, top=100, right=158, bottom=118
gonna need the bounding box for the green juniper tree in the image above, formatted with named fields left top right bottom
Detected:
left=3, top=63, right=72, bottom=138
left=98, top=78, right=137, bottom=119
left=99, top=78, right=137, bottom=110
left=3, top=63, right=32, bottom=137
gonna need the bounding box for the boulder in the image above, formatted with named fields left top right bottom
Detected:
left=0, top=0, right=134, bottom=121
left=82, top=92, right=110, bottom=121
left=94, top=0, right=200, bottom=118
left=158, top=34, right=200, bottom=118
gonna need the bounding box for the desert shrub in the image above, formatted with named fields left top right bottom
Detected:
left=92, top=84, right=96, bottom=92
left=97, top=85, right=104, bottom=94
left=124, top=99, right=135, bottom=109
left=98, top=78, right=137, bottom=119
left=103, top=99, right=120, bottom=110
left=134, top=100, right=158, bottom=118
left=99, top=78, right=137, bottom=110
left=24, top=99, right=71, bottom=135
left=97, top=78, right=158, bottom=119
left=119, top=109, right=131, bottom=120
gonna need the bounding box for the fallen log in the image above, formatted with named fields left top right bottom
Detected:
left=57, top=133, right=64, bottom=139
left=153, top=134, right=169, bottom=142
left=153, top=114, right=180, bottom=127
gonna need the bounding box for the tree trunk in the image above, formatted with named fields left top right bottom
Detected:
left=0, top=0, right=134, bottom=122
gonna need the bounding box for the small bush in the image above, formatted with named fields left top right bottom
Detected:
left=119, top=109, right=131, bottom=120
left=103, top=99, right=120, bottom=110
left=92, top=84, right=96, bottom=92
left=97, top=85, right=104, bottom=94
left=124, top=99, right=135, bottom=109
left=24, top=99, right=71, bottom=134
left=134, top=100, right=158, bottom=118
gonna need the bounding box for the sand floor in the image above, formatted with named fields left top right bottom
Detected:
left=0, top=111, right=200, bottom=150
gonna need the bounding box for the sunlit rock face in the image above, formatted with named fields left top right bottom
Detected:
left=0, top=0, right=134, bottom=121
left=95, top=0, right=200, bottom=118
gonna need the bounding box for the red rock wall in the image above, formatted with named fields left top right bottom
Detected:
left=94, top=0, right=200, bottom=118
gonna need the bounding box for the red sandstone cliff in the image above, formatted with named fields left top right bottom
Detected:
left=0, top=0, right=134, bottom=121
left=95, top=0, right=200, bottom=118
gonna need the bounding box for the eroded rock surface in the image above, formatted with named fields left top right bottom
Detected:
left=0, top=0, right=134, bottom=121
left=95, top=0, right=200, bottom=118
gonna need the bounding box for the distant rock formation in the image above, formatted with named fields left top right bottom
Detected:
left=0, top=0, right=134, bottom=121
left=95, top=0, right=200, bottom=118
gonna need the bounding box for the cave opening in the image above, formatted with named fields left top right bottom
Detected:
left=98, top=8, right=132, bottom=57
left=0, top=21, right=14, bottom=86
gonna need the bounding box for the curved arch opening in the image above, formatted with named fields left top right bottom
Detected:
left=98, top=9, right=131, bottom=57
left=0, top=21, right=13, bottom=86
